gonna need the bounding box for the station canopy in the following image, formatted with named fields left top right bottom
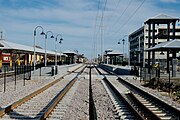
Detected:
left=63, top=50, right=77, bottom=56
left=144, top=14, right=179, bottom=24
left=105, top=50, right=123, bottom=56
left=145, top=39, right=180, bottom=51
left=0, top=39, right=62, bottom=55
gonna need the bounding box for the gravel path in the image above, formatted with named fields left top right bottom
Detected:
left=91, top=68, right=116, bottom=120
left=62, top=68, right=89, bottom=120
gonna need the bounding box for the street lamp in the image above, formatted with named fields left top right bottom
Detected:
left=45, top=31, right=54, bottom=66
left=33, top=26, right=45, bottom=71
left=122, top=35, right=128, bottom=56
left=134, top=51, right=137, bottom=75
left=55, top=34, right=63, bottom=66
left=59, top=38, right=63, bottom=64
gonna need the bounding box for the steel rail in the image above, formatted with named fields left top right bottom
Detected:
left=0, top=64, right=85, bottom=118
left=98, top=64, right=180, bottom=119
left=102, top=77, right=144, bottom=119
left=41, top=65, right=87, bottom=119
left=118, top=77, right=180, bottom=119
left=0, top=76, right=63, bottom=117
left=94, top=65, right=144, bottom=119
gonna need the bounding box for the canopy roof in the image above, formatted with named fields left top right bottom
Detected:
left=106, top=50, right=123, bottom=56
left=144, top=14, right=179, bottom=24
left=0, top=39, right=63, bottom=55
left=63, top=50, right=77, bottom=56
left=145, top=39, right=180, bottom=51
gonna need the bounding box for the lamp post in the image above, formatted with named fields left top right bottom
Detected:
left=33, top=26, right=45, bottom=71
left=55, top=34, right=63, bottom=66
left=45, top=31, right=54, bottom=67
left=59, top=38, right=63, bottom=64
left=122, top=35, right=128, bottom=56
left=134, top=51, right=137, bottom=75
left=117, top=40, right=121, bottom=65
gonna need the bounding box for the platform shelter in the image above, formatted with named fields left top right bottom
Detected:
left=144, top=14, right=179, bottom=73
left=105, top=50, right=123, bottom=65
left=0, top=39, right=62, bottom=69
left=63, top=50, right=77, bottom=64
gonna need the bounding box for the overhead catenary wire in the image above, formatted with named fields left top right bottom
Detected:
left=108, top=0, right=133, bottom=32
left=100, top=0, right=107, bottom=62
left=104, top=0, right=146, bottom=60
left=92, top=0, right=101, bottom=60
left=106, top=0, right=122, bottom=22
left=113, top=0, right=146, bottom=36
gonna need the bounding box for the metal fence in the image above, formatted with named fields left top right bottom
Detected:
left=0, top=64, right=33, bottom=92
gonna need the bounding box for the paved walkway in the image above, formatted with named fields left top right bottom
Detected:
left=0, top=64, right=82, bottom=92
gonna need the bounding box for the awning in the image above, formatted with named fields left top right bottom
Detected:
left=0, top=39, right=64, bottom=55
left=145, top=39, right=180, bottom=51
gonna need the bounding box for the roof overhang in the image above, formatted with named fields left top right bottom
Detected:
left=144, top=14, right=179, bottom=24
left=145, top=39, right=180, bottom=51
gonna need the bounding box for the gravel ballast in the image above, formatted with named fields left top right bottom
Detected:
left=0, top=75, right=60, bottom=108
left=62, top=69, right=89, bottom=120
left=91, top=68, right=116, bottom=120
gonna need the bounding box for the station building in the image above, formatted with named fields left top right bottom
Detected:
left=0, top=39, right=86, bottom=71
left=129, top=14, right=180, bottom=68
left=104, top=49, right=124, bottom=65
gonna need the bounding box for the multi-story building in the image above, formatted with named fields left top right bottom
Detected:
left=129, top=14, right=180, bottom=67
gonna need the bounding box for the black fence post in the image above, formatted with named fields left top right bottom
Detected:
left=4, top=66, right=6, bottom=92
left=23, top=65, right=25, bottom=86
left=51, top=66, right=54, bottom=76
left=14, top=63, right=17, bottom=90
left=140, top=67, right=142, bottom=82
left=55, top=66, right=58, bottom=75
left=29, top=65, right=31, bottom=80
left=169, top=71, right=171, bottom=95
left=40, top=66, right=41, bottom=76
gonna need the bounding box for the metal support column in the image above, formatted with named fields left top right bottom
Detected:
left=167, top=23, right=170, bottom=73
left=152, top=23, right=155, bottom=65
left=148, top=23, right=151, bottom=74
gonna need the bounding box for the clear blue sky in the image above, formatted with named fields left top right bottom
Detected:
left=0, top=0, right=179, bottom=59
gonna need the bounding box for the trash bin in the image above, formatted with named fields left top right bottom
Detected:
left=51, top=66, right=54, bottom=76
left=55, top=66, right=58, bottom=75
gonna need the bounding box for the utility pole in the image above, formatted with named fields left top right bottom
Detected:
left=100, top=25, right=104, bottom=63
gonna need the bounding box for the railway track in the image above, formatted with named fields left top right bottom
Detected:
left=0, top=64, right=86, bottom=120
left=95, top=64, right=180, bottom=120
left=94, top=65, right=143, bottom=119
left=118, top=77, right=180, bottom=119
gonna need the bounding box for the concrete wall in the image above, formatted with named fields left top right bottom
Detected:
left=100, top=64, right=131, bottom=75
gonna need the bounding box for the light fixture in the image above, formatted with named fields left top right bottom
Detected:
left=160, top=51, right=164, bottom=55
left=40, top=31, right=45, bottom=35
left=50, top=35, right=54, bottom=38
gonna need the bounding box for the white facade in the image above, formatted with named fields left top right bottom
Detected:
left=129, top=24, right=180, bottom=66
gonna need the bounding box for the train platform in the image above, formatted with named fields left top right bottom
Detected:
left=101, top=64, right=180, bottom=79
